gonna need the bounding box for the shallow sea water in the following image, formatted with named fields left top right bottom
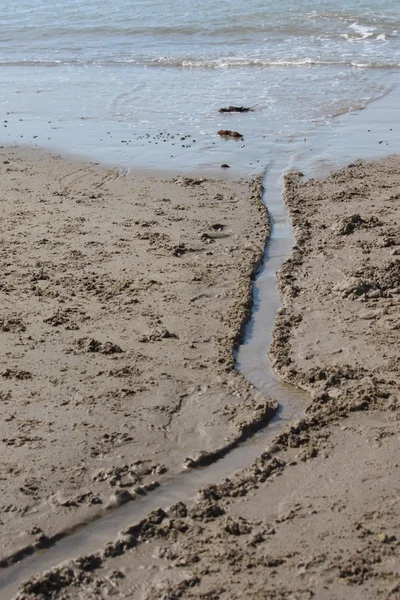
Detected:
left=0, top=0, right=399, bottom=171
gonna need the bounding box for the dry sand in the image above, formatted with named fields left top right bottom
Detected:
left=0, top=145, right=274, bottom=567
left=2, top=151, right=400, bottom=600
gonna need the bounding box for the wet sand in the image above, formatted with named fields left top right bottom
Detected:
left=0, top=145, right=275, bottom=567
left=9, top=155, right=400, bottom=600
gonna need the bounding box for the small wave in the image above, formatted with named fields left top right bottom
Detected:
left=349, top=22, right=376, bottom=39
left=137, top=56, right=400, bottom=70
left=341, top=33, right=388, bottom=41
left=2, top=19, right=398, bottom=43
left=340, top=21, right=389, bottom=43
left=0, top=23, right=300, bottom=40
left=0, top=57, right=399, bottom=70
left=330, top=84, right=395, bottom=118
left=0, top=59, right=79, bottom=67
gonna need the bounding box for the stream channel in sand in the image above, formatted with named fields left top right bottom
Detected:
left=1, top=83, right=400, bottom=598
left=0, top=155, right=308, bottom=599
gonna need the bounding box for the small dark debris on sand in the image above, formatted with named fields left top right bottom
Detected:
left=218, top=130, right=243, bottom=139
left=219, top=106, right=253, bottom=113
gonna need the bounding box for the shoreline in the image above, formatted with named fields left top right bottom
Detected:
left=0, top=145, right=275, bottom=568
left=1, top=64, right=398, bottom=176
left=9, top=153, right=400, bottom=600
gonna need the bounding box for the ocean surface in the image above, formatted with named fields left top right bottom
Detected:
left=0, top=0, right=399, bottom=171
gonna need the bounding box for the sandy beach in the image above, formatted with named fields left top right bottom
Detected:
left=0, top=146, right=398, bottom=599
left=0, top=145, right=275, bottom=566
left=3, top=157, right=400, bottom=600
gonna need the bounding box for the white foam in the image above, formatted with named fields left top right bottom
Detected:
left=349, top=22, right=376, bottom=39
